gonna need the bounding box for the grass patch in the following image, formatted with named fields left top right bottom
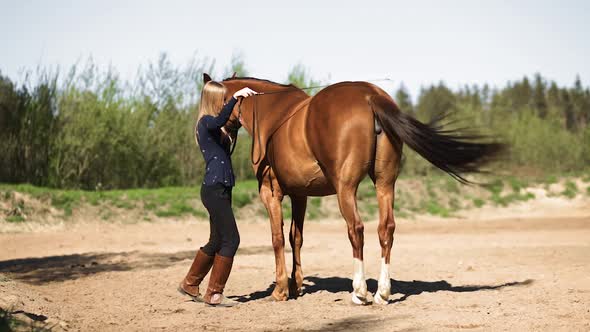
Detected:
left=508, top=177, right=528, bottom=192
left=484, top=179, right=504, bottom=195
left=424, top=200, right=450, bottom=217
left=473, top=198, right=485, bottom=208
left=233, top=192, right=254, bottom=208
left=544, top=175, right=558, bottom=184
left=0, top=173, right=574, bottom=223
left=356, top=179, right=376, bottom=200
left=310, top=197, right=321, bottom=208
left=306, top=197, right=323, bottom=220
left=449, top=197, right=461, bottom=210
left=155, top=201, right=201, bottom=218
left=232, top=180, right=258, bottom=209
left=362, top=202, right=378, bottom=218
left=6, top=215, right=25, bottom=223
left=444, top=177, right=460, bottom=193
left=100, top=210, right=114, bottom=221
left=561, top=181, right=578, bottom=199
left=144, top=202, right=157, bottom=210
left=114, top=200, right=135, bottom=209
left=3, top=190, right=13, bottom=200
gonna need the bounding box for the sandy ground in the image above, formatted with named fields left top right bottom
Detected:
left=1, top=205, right=590, bottom=331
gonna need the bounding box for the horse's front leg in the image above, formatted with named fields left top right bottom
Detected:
left=259, top=180, right=288, bottom=301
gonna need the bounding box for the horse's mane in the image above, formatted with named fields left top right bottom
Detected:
left=222, top=76, right=297, bottom=89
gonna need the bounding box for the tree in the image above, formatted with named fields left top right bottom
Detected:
left=481, top=83, right=491, bottom=107
left=571, top=75, right=589, bottom=128
left=394, top=83, right=413, bottom=114
left=510, top=76, right=533, bottom=110
left=532, top=73, right=548, bottom=118
left=285, top=63, right=322, bottom=95
left=416, top=82, right=456, bottom=122
left=547, top=81, right=560, bottom=107
left=561, top=89, right=577, bottom=131
left=0, top=74, right=27, bottom=183
left=223, top=51, right=249, bottom=78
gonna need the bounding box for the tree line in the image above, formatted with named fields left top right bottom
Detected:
left=1, top=54, right=589, bottom=189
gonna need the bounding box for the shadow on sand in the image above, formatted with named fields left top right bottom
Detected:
left=0, top=245, right=272, bottom=284
left=230, top=276, right=534, bottom=304
left=0, top=251, right=195, bottom=284
left=1, top=249, right=533, bottom=306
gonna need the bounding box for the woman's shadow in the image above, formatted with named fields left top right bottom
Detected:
left=229, top=276, right=533, bottom=304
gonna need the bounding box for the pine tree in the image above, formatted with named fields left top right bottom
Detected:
left=513, top=76, right=532, bottom=110
left=561, top=89, right=577, bottom=131
left=481, top=83, right=491, bottom=106
left=571, top=75, right=589, bottom=128
left=547, top=81, right=560, bottom=107
left=416, top=82, right=456, bottom=122
left=394, top=83, right=414, bottom=114
left=532, top=73, right=548, bottom=118
left=470, top=84, right=482, bottom=110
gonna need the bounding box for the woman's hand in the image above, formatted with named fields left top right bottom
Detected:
left=233, top=87, right=258, bottom=99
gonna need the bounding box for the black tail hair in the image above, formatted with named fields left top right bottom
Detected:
left=370, top=95, right=506, bottom=184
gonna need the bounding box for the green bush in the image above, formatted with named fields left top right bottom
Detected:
left=2, top=64, right=590, bottom=191
left=562, top=181, right=578, bottom=198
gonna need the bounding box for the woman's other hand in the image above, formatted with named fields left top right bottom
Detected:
left=233, top=87, right=258, bottom=99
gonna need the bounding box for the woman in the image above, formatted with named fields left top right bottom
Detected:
left=178, top=80, right=257, bottom=307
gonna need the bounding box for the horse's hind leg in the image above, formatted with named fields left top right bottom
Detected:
left=336, top=180, right=369, bottom=305
left=288, top=195, right=307, bottom=297
left=373, top=132, right=402, bottom=305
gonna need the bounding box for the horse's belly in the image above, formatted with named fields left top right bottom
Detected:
left=266, top=112, right=336, bottom=197
left=274, top=158, right=335, bottom=196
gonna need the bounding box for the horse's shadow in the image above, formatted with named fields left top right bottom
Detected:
left=229, top=276, right=534, bottom=304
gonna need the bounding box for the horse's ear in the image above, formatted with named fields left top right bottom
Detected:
left=231, top=72, right=237, bottom=78
left=203, top=73, right=212, bottom=84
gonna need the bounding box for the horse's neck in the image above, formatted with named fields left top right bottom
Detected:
left=240, top=81, right=310, bottom=164
left=246, top=81, right=309, bottom=104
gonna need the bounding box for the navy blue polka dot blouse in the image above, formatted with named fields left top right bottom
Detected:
left=196, top=96, right=238, bottom=187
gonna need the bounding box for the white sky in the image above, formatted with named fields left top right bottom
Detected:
left=1, top=0, right=588, bottom=98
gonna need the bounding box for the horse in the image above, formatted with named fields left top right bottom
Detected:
left=206, top=73, right=503, bottom=305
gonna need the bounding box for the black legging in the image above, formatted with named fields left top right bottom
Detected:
left=200, top=183, right=240, bottom=257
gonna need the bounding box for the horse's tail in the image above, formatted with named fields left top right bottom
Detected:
left=369, top=94, right=505, bottom=183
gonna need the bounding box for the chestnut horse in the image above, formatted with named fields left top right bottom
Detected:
left=206, top=73, right=502, bottom=305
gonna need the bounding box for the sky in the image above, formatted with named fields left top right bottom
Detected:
left=1, top=0, right=589, bottom=98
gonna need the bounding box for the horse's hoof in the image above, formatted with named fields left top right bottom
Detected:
left=351, top=292, right=372, bottom=305
left=271, top=290, right=288, bottom=302
left=374, top=292, right=389, bottom=305
left=288, top=283, right=302, bottom=298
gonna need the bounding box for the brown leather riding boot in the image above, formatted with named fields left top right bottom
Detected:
left=204, top=254, right=238, bottom=307
left=178, top=249, right=214, bottom=302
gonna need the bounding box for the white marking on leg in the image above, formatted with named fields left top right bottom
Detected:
left=375, top=257, right=391, bottom=305
left=351, top=258, right=368, bottom=304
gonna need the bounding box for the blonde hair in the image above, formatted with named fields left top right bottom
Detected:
left=195, top=81, right=227, bottom=146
